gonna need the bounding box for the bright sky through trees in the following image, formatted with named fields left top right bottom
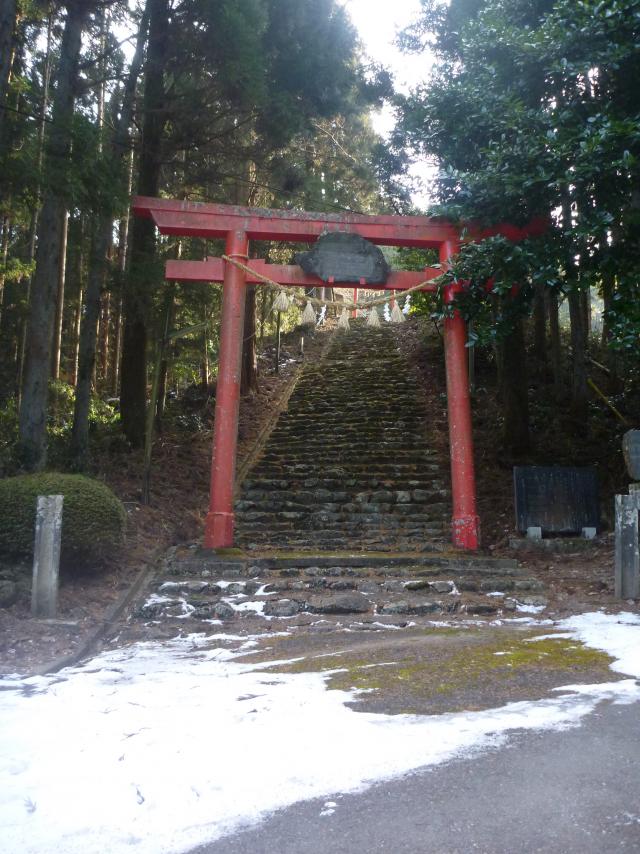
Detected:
left=345, top=0, right=429, bottom=103
left=113, top=1, right=435, bottom=205
left=344, top=0, right=437, bottom=205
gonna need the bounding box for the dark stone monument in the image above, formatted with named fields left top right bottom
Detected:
left=622, top=429, right=640, bottom=481
left=513, top=466, right=599, bottom=535
left=295, top=232, right=390, bottom=285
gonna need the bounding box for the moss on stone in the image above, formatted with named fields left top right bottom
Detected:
left=266, top=630, right=615, bottom=714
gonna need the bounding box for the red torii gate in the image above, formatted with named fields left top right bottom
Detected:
left=133, top=197, right=544, bottom=552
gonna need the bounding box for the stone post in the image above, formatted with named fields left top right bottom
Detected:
left=615, top=492, right=640, bottom=600
left=31, top=495, right=64, bottom=618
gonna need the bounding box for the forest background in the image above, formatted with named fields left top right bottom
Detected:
left=0, top=0, right=638, bottom=491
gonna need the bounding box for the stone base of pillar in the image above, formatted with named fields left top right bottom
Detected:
left=452, top=514, right=480, bottom=550
left=204, top=511, right=235, bottom=550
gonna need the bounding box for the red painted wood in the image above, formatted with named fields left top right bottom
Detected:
left=165, top=257, right=440, bottom=291
left=135, top=196, right=457, bottom=247
left=441, top=241, right=480, bottom=550
left=133, top=197, right=546, bottom=553
left=134, top=196, right=546, bottom=248
left=204, top=230, right=249, bottom=549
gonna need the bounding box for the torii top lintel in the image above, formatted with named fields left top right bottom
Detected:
left=133, top=196, right=545, bottom=249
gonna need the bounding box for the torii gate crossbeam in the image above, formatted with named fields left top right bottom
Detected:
left=134, top=196, right=544, bottom=552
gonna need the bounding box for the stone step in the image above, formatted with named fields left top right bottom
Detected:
left=238, top=508, right=449, bottom=519
left=134, top=550, right=546, bottom=627
left=237, top=499, right=449, bottom=514
left=242, top=478, right=449, bottom=491
left=249, top=463, right=446, bottom=475
left=239, top=487, right=449, bottom=503
left=260, top=441, right=434, bottom=451
left=236, top=322, right=450, bottom=550
left=277, top=413, right=428, bottom=423
left=255, top=461, right=444, bottom=473
left=165, top=550, right=522, bottom=575
left=236, top=524, right=450, bottom=538
left=239, top=541, right=448, bottom=553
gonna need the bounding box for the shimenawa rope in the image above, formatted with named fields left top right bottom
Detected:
left=221, top=254, right=444, bottom=312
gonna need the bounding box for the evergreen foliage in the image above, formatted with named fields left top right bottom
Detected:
left=396, top=0, right=640, bottom=352
left=0, top=472, right=126, bottom=571
left=0, top=0, right=404, bottom=468
left=394, top=0, right=640, bottom=442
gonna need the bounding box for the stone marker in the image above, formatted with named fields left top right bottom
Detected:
left=615, top=493, right=640, bottom=600
left=295, top=232, right=390, bottom=285
left=31, top=495, right=64, bottom=618
left=513, top=466, right=599, bottom=535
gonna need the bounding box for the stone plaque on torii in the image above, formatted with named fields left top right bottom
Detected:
left=133, top=196, right=545, bottom=552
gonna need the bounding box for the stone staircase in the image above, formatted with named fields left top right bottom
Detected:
left=126, top=321, right=548, bottom=640
left=235, top=321, right=450, bottom=552
left=130, top=551, right=547, bottom=637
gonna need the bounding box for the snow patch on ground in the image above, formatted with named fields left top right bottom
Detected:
left=254, top=584, right=276, bottom=596
left=143, top=593, right=174, bottom=606
left=141, top=594, right=195, bottom=618
left=345, top=621, right=416, bottom=632
left=1, top=613, right=640, bottom=854
left=320, top=800, right=337, bottom=817
left=224, top=598, right=266, bottom=615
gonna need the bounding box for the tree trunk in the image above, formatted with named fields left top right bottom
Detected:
left=490, top=302, right=504, bottom=400
left=200, top=298, right=209, bottom=389
left=0, top=0, right=17, bottom=148
left=0, top=218, right=9, bottom=399
left=18, top=1, right=89, bottom=470
left=14, top=10, right=52, bottom=404
left=70, top=219, right=110, bottom=468
left=71, top=284, right=82, bottom=386
left=601, top=270, right=614, bottom=346
left=568, top=288, right=588, bottom=420
left=241, top=285, right=259, bottom=395
left=70, top=216, right=85, bottom=387
left=259, top=288, right=269, bottom=341
left=547, top=289, right=563, bottom=395
left=0, top=215, right=9, bottom=330
left=111, top=152, right=134, bottom=395
left=71, top=3, right=148, bottom=458
left=99, top=290, right=110, bottom=385
left=0, top=219, right=19, bottom=401
left=111, top=286, right=123, bottom=394
left=155, top=291, right=175, bottom=427
left=532, top=282, right=547, bottom=369
left=50, top=209, right=69, bottom=380
left=143, top=286, right=174, bottom=502
left=581, top=288, right=591, bottom=338
left=499, top=312, right=530, bottom=454
left=120, top=0, right=168, bottom=447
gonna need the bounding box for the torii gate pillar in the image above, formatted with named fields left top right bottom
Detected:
left=441, top=240, right=481, bottom=549
left=204, top=229, right=248, bottom=549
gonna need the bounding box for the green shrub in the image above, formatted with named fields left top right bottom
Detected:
left=0, top=473, right=126, bottom=573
